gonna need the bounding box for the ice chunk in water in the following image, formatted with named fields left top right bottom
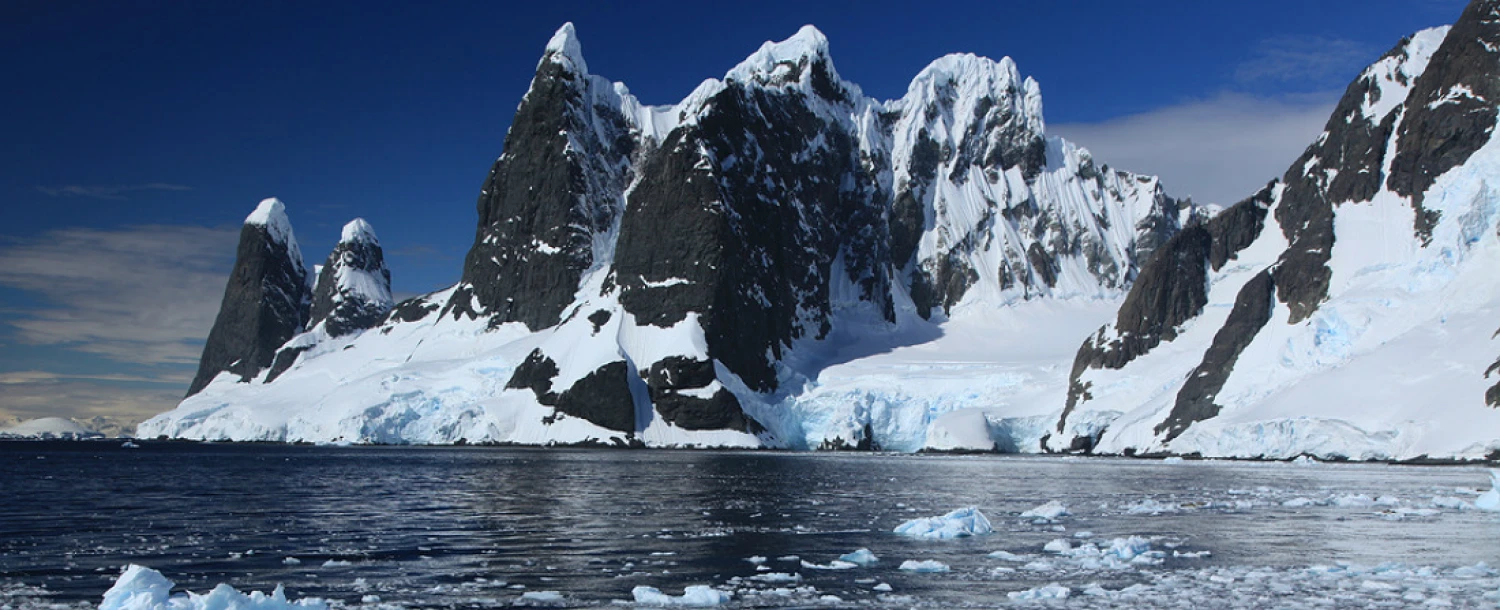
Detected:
left=517, top=590, right=564, bottom=605
left=100, top=565, right=326, bottom=610
left=893, top=507, right=993, bottom=539
left=631, top=585, right=731, bottom=606
left=1477, top=470, right=1500, bottom=512
left=1020, top=500, right=1070, bottom=520
left=898, top=560, right=950, bottom=573
left=838, top=548, right=879, bottom=566
left=1007, top=583, right=1071, bottom=600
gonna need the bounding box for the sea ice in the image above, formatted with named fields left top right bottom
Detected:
left=99, top=565, right=326, bottom=610
left=838, top=548, right=879, bottom=566
left=898, top=560, right=950, bottom=573
left=988, top=550, right=1029, bottom=562
left=748, top=573, right=801, bottom=584
left=1007, top=583, right=1071, bottom=600
left=631, top=585, right=731, bottom=606
left=516, top=590, right=564, bottom=605
left=893, top=506, right=993, bottom=539
left=800, top=559, right=857, bottom=570
left=1020, top=500, right=1069, bottom=520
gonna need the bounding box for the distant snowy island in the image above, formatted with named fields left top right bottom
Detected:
left=139, top=8, right=1500, bottom=461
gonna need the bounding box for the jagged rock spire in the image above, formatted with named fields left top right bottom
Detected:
left=308, top=218, right=394, bottom=337
left=187, top=198, right=310, bottom=396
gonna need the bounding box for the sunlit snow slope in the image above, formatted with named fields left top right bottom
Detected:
left=1055, top=5, right=1500, bottom=461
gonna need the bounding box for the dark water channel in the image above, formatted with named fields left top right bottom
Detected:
left=2, top=441, right=1497, bottom=608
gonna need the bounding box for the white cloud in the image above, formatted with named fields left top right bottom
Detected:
left=0, top=225, right=237, bottom=366
left=1051, top=92, right=1337, bottom=205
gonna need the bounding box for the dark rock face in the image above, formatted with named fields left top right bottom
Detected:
left=386, top=295, right=440, bottom=325
left=308, top=222, right=393, bottom=337
left=448, top=49, right=634, bottom=330
left=1057, top=184, right=1274, bottom=440
left=188, top=221, right=310, bottom=397
left=1058, top=225, right=1212, bottom=431
left=1271, top=42, right=1405, bottom=324
left=1206, top=184, right=1276, bottom=271
left=616, top=61, right=879, bottom=394
left=1156, top=270, right=1277, bottom=441
left=1486, top=348, right=1500, bottom=407
left=643, top=357, right=751, bottom=431
left=1388, top=0, right=1500, bottom=243
left=264, top=345, right=311, bottom=384
left=505, top=349, right=637, bottom=433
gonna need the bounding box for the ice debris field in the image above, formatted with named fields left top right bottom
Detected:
left=28, top=469, right=1498, bottom=610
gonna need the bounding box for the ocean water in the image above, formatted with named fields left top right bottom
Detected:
left=2, top=441, right=1498, bottom=609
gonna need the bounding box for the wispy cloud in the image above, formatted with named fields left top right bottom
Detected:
left=0, top=377, right=181, bottom=426
left=1052, top=92, right=1336, bottom=206
left=0, top=370, right=189, bottom=385
left=0, top=225, right=237, bottom=366
left=1234, top=35, right=1379, bottom=91
left=35, top=183, right=192, bottom=199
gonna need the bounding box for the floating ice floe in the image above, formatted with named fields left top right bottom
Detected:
left=747, top=572, right=801, bottom=584
left=898, top=560, right=950, bottom=573
left=800, top=559, right=858, bottom=570
left=630, top=585, right=731, bottom=607
left=1478, top=469, right=1500, bottom=512
left=1020, top=500, right=1069, bottom=520
left=838, top=548, right=879, bottom=566
left=515, top=590, right=565, bottom=605
left=988, top=550, right=1029, bottom=562
left=1007, top=583, right=1071, bottom=600
left=1032, top=536, right=1163, bottom=570
left=893, top=506, right=993, bottom=539
left=99, top=565, right=326, bottom=610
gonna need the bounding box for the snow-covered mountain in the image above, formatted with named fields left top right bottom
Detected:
left=1, top=417, right=103, bottom=440
left=308, top=219, right=394, bottom=338
left=141, top=24, right=1188, bottom=448
left=1053, top=0, right=1500, bottom=461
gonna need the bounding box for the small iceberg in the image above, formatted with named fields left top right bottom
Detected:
left=1007, top=583, right=1071, bottom=600
left=100, top=565, right=326, bottom=610
left=1020, top=500, right=1070, bottom=520
left=1478, top=469, right=1500, bottom=512
left=893, top=507, right=993, bottom=539
left=838, top=548, right=879, bottom=566
left=898, top=559, right=950, bottom=573
left=631, top=585, right=731, bottom=607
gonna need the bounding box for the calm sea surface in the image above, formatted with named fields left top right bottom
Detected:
left=2, top=441, right=1498, bottom=608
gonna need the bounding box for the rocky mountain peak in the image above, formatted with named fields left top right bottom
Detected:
left=243, top=197, right=303, bottom=271
left=187, top=199, right=312, bottom=397
left=541, top=22, right=588, bottom=74
left=308, top=218, right=394, bottom=337
left=724, top=25, right=852, bottom=100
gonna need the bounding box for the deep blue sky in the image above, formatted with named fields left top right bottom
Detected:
left=0, top=0, right=1468, bottom=423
